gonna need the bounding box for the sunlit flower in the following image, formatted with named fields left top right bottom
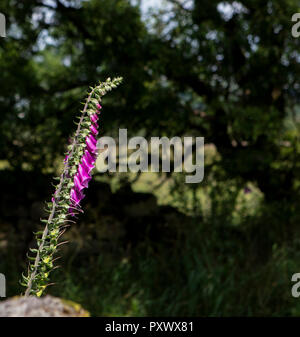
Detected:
left=91, top=113, right=99, bottom=123
left=70, top=187, right=85, bottom=205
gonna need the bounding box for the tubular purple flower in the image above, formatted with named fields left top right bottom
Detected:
left=88, top=134, right=97, bottom=145
left=74, top=174, right=85, bottom=192
left=84, top=149, right=96, bottom=163
left=91, top=114, right=99, bottom=123
left=70, top=124, right=98, bottom=213
left=70, top=187, right=85, bottom=205
left=83, top=150, right=96, bottom=165
left=82, top=156, right=95, bottom=173
left=90, top=124, right=99, bottom=136
left=86, top=143, right=97, bottom=154
left=86, top=136, right=98, bottom=154
left=78, top=163, right=92, bottom=185
left=77, top=171, right=90, bottom=189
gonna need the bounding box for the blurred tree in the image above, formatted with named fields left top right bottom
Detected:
left=0, top=0, right=299, bottom=203
left=145, top=0, right=300, bottom=202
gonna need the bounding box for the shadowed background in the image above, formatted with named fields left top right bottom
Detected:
left=1, top=0, right=300, bottom=316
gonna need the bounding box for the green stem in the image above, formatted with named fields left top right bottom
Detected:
left=24, top=88, right=95, bottom=297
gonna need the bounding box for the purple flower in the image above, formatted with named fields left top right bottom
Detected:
left=68, top=114, right=99, bottom=215
left=84, top=149, right=96, bottom=163
left=78, top=163, right=92, bottom=185
left=84, top=149, right=96, bottom=164
left=77, top=173, right=91, bottom=189
left=96, top=103, right=102, bottom=111
left=86, top=135, right=98, bottom=154
left=91, top=114, right=99, bottom=123
left=70, top=187, right=85, bottom=205
left=74, top=174, right=85, bottom=191
left=90, top=124, right=99, bottom=136
left=88, top=134, right=97, bottom=145
left=82, top=156, right=95, bottom=174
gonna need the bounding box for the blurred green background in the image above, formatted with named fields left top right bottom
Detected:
left=1, top=0, right=300, bottom=316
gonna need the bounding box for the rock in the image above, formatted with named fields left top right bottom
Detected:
left=0, top=295, right=89, bottom=317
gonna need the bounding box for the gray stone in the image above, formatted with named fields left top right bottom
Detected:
left=0, top=295, right=89, bottom=317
